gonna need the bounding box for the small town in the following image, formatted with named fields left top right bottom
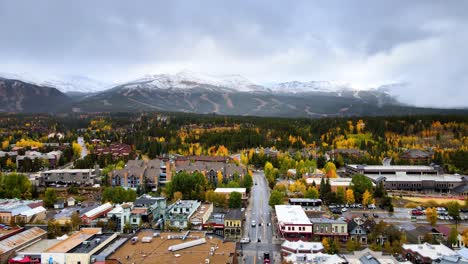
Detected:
left=0, top=112, right=467, bottom=264
left=1, top=1, right=468, bottom=264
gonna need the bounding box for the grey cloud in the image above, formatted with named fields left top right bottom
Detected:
left=0, top=0, right=467, bottom=107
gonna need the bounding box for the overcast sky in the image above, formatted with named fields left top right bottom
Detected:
left=0, top=1, right=467, bottom=107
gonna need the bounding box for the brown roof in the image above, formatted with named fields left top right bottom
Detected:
left=45, top=228, right=101, bottom=253
left=131, top=208, right=147, bottom=215
left=109, top=230, right=236, bottom=264
left=0, top=227, right=46, bottom=254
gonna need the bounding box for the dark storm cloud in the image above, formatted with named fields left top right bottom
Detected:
left=0, top=0, right=467, bottom=107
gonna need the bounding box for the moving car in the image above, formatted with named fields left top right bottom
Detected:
left=252, top=220, right=256, bottom=227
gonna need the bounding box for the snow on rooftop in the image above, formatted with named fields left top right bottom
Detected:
left=282, top=240, right=324, bottom=252
left=83, top=203, right=113, bottom=218
left=19, top=206, right=46, bottom=217
left=275, top=205, right=311, bottom=225
left=402, top=243, right=457, bottom=260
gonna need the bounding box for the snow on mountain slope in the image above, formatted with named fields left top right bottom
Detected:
left=121, top=70, right=268, bottom=92
left=0, top=72, right=110, bottom=93
left=271, top=81, right=354, bottom=94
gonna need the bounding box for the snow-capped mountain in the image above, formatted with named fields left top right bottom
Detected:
left=120, top=70, right=269, bottom=93
left=0, top=72, right=110, bottom=93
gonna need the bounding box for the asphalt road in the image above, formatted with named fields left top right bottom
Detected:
left=241, top=171, right=280, bottom=264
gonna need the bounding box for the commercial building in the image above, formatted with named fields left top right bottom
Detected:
left=345, top=164, right=466, bottom=193
left=346, top=164, right=439, bottom=176
left=165, top=200, right=201, bottom=229
left=106, top=203, right=133, bottom=233
left=0, top=199, right=44, bottom=224
left=40, top=168, right=100, bottom=186
left=108, top=230, right=237, bottom=264
left=189, top=203, right=213, bottom=229
left=281, top=240, right=324, bottom=256
left=310, top=218, right=348, bottom=241
left=42, top=228, right=117, bottom=264
left=203, top=213, right=225, bottom=237
left=305, top=178, right=374, bottom=192
left=15, top=206, right=46, bottom=224
left=224, top=209, right=243, bottom=241
left=402, top=243, right=458, bottom=264
left=81, top=203, right=113, bottom=224
left=283, top=252, right=347, bottom=264
left=343, top=248, right=401, bottom=264
left=275, top=205, right=313, bottom=241
left=0, top=227, right=47, bottom=263
left=133, top=194, right=166, bottom=225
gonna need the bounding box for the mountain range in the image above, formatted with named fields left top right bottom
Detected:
left=0, top=71, right=466, bottom=117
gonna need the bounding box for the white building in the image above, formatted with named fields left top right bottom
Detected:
left=275, top=205, right=312, bottom=241
left=284, top=252, right=346, bottom=264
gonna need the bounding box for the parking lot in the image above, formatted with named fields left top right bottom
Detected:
left=328, top=204, right=468, bottom=225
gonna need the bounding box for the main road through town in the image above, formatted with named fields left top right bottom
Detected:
left=241, top=171, right=281, bottom=264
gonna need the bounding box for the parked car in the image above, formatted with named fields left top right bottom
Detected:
left=412, top=210, right=423, bottom=216
left=368, top=204, right=376, bottom=209
left=240, top=237, right=250, bottom=244
left=341, top=208, right=348, bottom=212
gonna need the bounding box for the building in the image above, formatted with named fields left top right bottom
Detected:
left=42, top=228, right=116, bottom=264
left=67, top=197, right=76, bottom=207
left=306, top=178, right=374, bottom=192
left=110, top=157, right=246, bottom=189
left=13, top=239, right=62, bottom=263
left=106, top=203, right=133, bottom=232
left=401, top=149, right=432, bottom=164
left=0, top=199, right=44, bottom=224
left=346, top=164, right=466, bottom=193
left=133, top=194, right=166, bottom=226
left=347, top=218, right=374, bottom=244
left=346, top=164, right=439, bottom=176
left=214, top=188, right=247, bottom=200
left=283, top=252, right=347, bottom=264
left=81, top=203, right=113, bottom=224
left=54, top=199, right=65, bottom=209
left=108, top=230, right=237, bottom=264
left=16, top=150, right=62, bottom=170
left=288, top=198, right=322, bottom=211
left=281, top=240, right=324, bottom=256
left=203, top=212, right=225, bottom=237
left=275, top=205, right=313, bottom=241
left=402, top=243, right=458, bottom=264
left=343, top=248, right=401, bottom=264
left=309, top=218, right=348, bottom=241
left=110, top=159, right=172, bottom=189
left=165, top=200, right=201, bottom=229
left=224, top=209, right=243, bottom=241
left=15, top=206, right=46, bottom=224
left=40, top=168, right=100, bottom=186
left=93, top=143, right=132, bottom=160
left=189, top=203, right=213, bottom=229
left=0, top=227, right=47, bottom=263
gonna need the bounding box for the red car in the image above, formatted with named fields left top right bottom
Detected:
left=412, top=210, right=423, bottom=216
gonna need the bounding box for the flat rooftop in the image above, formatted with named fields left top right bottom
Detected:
left=17, top=239, right=61, bottom=255
left=46, top=228, right=102, bottom=253
left=365, top=174, right=463, bottom=182
left=275, top=205, right=311, bottom=225
left=109, top=230, right=236, bottom=264
left=68, top=234, right=113, bottom=254
left=347, top=164, right=436, bottom=172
